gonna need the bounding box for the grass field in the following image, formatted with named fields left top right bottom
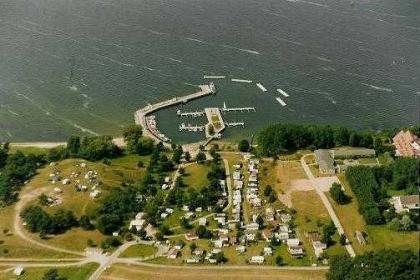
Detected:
left=0, top=155, right=149, bottom=256
left=0, top=263, right=98, bottom=280
left=8, top=146, right=51, bottom=156
left=291, top=191, right=346, bottom=262
left=0, top=206, right=73, bottom=259
left=120, top=244, right=157, bottom=258
left=327, top=175, right=374, bottom=254
left=331, top=175, right=419, bottom=254
left=102, top=264, right=327, bottom=280
left=183, top=163, right=211, bottom=190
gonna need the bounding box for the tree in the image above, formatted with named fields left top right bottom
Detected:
left=263, top=185, right=273, bottom=197
left=0, top=147, right=8, bottom=168
left=195, top=151, right=206, bottom=163
left=79, top=215, right=94, bottom=230
left=66, top=136, right=81, bottom=155
left=180, top=217, right=192, bottom=229
left=208, top=124, right=215, bottom=136
left=172, top=146, right=183, bottom=164
left=329, top=183, right=347, bottom=204
left=38, top=193, right=49, bottom=206
left=196, top=225, right=212, bottom=239
left=96, top=214, right=121, bottom=235
left=400, top=215, right=414, bottom=231
left=184, top=151, right=191, bottom=162
left=256, top=215, right=264, bottom=229
left=322, top=221, right=336, bottom=246
left=42, top=269, right=67, bottom=280
left=190, top=242, right=197, bottom=253
left=275, top=255, right=283, bottom=266
left=123, top=125, right=143, bottom=154
left=238, top=139, right=250, bottom=152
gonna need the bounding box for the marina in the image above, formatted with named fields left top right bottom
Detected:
left=276, top=97, right=287, bottom=106
left=134, top=83, right=215, bottom=146
left=231, top=79, right=253, bottom=83
left=277, top=88, right=289, bottom=97
left=256, top=83, right=267, bottom=92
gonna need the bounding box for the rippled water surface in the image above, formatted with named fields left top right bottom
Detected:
left=0, top=0, right=419, bottom=142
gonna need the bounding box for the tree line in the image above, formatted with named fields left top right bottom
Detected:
left=328, top=250, right=418, bottom=280
left=256, top=123, right=395, bottom=156
left=0, top=144, right=44, bottom=205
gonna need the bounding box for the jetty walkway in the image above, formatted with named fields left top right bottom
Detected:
left=134, top=84, right=215, bottom=145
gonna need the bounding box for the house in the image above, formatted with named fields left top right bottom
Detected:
left=213, top=239, right=223, bottom=248
left=263, top=247, right=273, bottom=256
left=193, top=248, right=205, bottom=257
left=112, top=231, right=119, bottom=237
left=13, top=266, right=24, bottom=276
left=160, top=212, right=169, bottom=219
left=89, top=190, right=101, bottom=199
left=286, top=238, right=300, bottom=247
left=355, top=230, right=366, bottom=245
left=53, top=187, right=62, bottom=194
left=312, top=241, right=327, bottom=259
left=145, top=224, right=157, bottom=239
left=245, top=223, right=260, bottom=231
left=129, top=219, right=145, bottom=231
left=185, top=232, right=199, bottom=241
left=195, top=207, right=202, bottom=212
left=314, top=149, right=335, bottom=174
left=280, top=213, right=292, bottom=224
left=174, top=242, right=184, bottom=250
left=249, top=256, right=264, bottom=264
left=62, top=178, right=71, bottom=185
left=236, top=245, right=246, bottom=254
left=184, top=212, right=195, bottom=219
left=182, top=205, right=190, bottom=211
left=166, top=208, right=174, bottom=214
left=198, top=217, right=207, bottom=226
left=390, top=195, right=420, bottom=213
left=393, top=130, right=420, bottom=158
left=186, top=256, right=201, bottom=263
left=167, top=248, right=180, bottom=259
left=287, top=246, right=304, bottom=258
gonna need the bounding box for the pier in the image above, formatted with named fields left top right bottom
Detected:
left=179, top=123, right=205, bottom=132
left=276, top=97, right=287, bottom=106
left=225, top=121, right=245, bottom=128
left=220, top=102, right=256, bottom=113
left=134, top=83, right=216, bottom=145
left=204, top=75, right=226, bottom=79
left=256, top=83, right=267, bottom=92
left=177, top=110, right=205, bottom=117
left=231, top=79, right=253, bottom=83
left=277, top=88, right=289, bottom=97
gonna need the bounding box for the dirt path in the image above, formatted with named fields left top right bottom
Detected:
left=13, top=187, right=85, bottom=257
left=300, top=154, right=356, bottom=257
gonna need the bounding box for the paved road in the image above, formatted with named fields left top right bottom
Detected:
left=300, top=155, right=356, bottom=257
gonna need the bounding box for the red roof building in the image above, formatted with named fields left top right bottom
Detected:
left=393, top=130, right=420, bottom=158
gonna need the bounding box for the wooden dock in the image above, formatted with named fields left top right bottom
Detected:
left=134, top=84, right=215, bottom=145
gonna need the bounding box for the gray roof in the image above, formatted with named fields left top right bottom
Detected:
left=314, top=149, right=335, bottom=171
left=330, top=149, right=376, bottom=159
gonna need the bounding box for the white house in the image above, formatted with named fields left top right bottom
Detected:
left=287, top=238, right=300, bottom=247
left=249, top=256, right=264, bottom=264
left=389, top=195, right=420, bottom=213
left=13, top=266, right=24, bottom=276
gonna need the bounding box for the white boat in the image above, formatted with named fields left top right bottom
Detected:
left=231, top=79, right=253, bottom=83
left=256, top=83, right=267, bottom=92
left=276, top=97, right=287, bottom=106
left=276, top=88, right=289, bottom=97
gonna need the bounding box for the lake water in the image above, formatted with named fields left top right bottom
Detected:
left=0, top=0, right=419, bottom=142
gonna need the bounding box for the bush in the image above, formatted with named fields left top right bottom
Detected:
left=329, top=183, right=348, bottom=204
left=238, top=139, right=250, bottom=152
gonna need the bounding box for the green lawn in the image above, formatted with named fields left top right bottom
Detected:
left=367, top=225, right=419, bottom=252
left=183, top=163, right=211, bottom=190
left=1, top=263, right=98, bottom=280
left=120, top=244, right=157, bottom=258
left=8, top=146, right=51, bottom=156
